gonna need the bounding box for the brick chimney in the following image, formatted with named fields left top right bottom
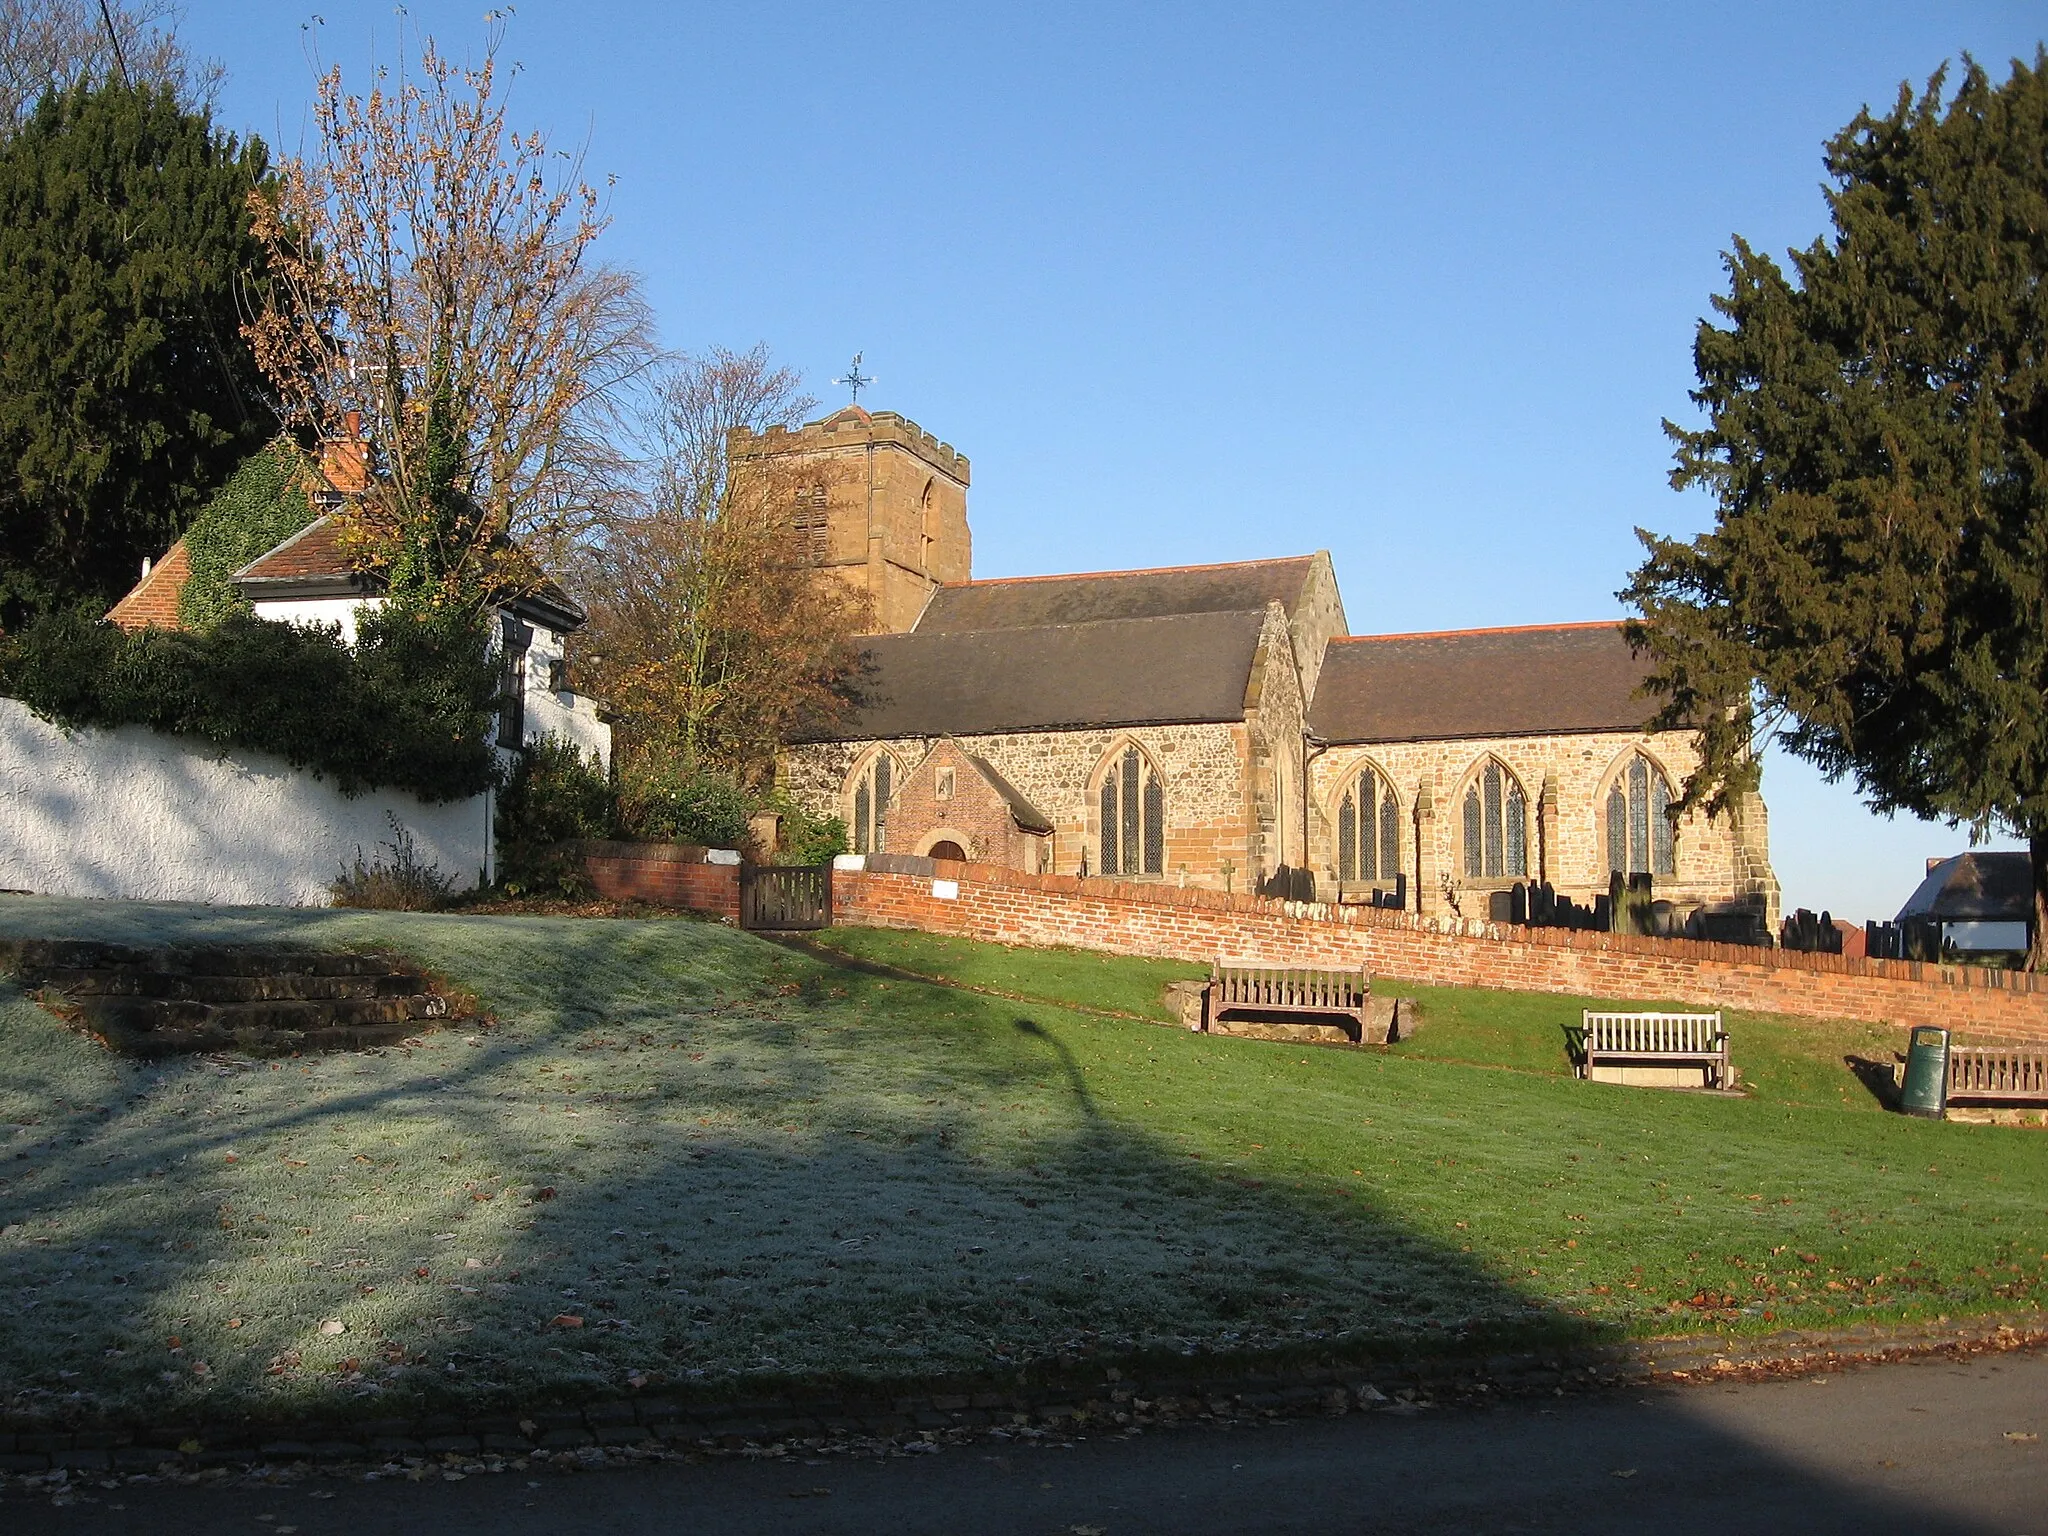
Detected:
left=320, top=410, right=370, bottom=494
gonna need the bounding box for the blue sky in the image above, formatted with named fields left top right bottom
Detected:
left=183, top=0, right=2045, bottom=920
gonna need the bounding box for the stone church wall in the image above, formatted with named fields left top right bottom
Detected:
left=1308, top=730, right=1779, bottom=925
left=784, top=719, right=1261, bottom=889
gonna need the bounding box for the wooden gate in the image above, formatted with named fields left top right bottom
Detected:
left=739, top=865, right=832, bottom=931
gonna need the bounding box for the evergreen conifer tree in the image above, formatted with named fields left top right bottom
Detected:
left=1626, top=50, right=2048, bottom=963
left=0, top=82, right=272, bottom=627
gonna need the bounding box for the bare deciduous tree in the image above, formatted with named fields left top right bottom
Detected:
left=243, top=27, right=654, bottom=614
left=582, top=345, right=873, bottom=783
left=0, top=0, right=219, bottom=126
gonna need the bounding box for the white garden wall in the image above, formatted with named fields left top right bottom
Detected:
left=0, top=698, right=490, bottom=906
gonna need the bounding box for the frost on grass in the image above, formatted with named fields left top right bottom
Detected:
left=1, top=896, right=2040, bottom=1425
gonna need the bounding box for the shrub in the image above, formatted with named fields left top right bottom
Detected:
left=764, top=790, right=847, bottom=865
left=620, top=761, right=751, bottom=848
left=177, top=441, right=319, bottom=630
left=330, top=813, right=457, bottom=910
left=0, top=605, right=499, bottom=803
left=495, top=735, right=618, bottom=898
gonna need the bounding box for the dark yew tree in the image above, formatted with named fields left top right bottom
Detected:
left=1625, top=50, right=2048, bottom=965
left=0, top=82, right=272, bottom=627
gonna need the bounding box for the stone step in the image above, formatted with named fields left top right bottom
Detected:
left=31, top=968, right=416, bottom=1002
left=2, top=938, right=465, bottom=1057
left=0, top=938, right=406, bottom=978
left=83, top=995, right=447, bottom=1033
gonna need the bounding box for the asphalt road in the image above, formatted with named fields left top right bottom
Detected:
left=6, top=1349, right=2045, bottom=1535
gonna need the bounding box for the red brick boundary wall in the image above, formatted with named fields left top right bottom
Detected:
left=834, top=862, right=2048, bottom=1044
left=571, top=841, right=739, bottom=921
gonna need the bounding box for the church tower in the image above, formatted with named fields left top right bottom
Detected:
left=729, top=405, right=970, bottom=633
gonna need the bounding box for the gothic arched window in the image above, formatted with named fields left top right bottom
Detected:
left=1606, top=753, right=1676, bottom=877
left=1461, top=759, right=1528, bottom=880
left=1098, top=744, right=1165, bottom=876
left=850, top=752, right=899, bottom=855
left=1336, top=766, right=1401, bottom=884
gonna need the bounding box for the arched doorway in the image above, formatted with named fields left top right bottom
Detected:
left=927, top=840, right=967, bottom=862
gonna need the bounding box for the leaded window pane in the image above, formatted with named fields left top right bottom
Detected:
left=1379, top=793, right=1400, bottom=880
left=1100, top=774, right=1119, bottom=875
left=1505, top=783, right=1527, bottom=876
left=1607, top=786, right=1627, bottom=874
left=1142, top=770, right=1164, bottom=874
left=1482, top=763, right=1504, bottom=878
left=1120, top=748, right=1141, bottom=875
left=1337, top=793, right=1357, bottom=882
left=1359, top=776, right=1378, bottom=879
left=1651, top=766, right=1675, bottom=876
left=1463, top=786, right=1483, bottom=878
left=854, top=781, right=871, bottom=854
left=1628, top=756, right=1649, bottom=875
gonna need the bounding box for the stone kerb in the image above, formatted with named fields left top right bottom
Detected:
left=831, top=863, right=2048, bottom=1043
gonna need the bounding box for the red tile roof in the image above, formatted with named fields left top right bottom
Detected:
left=105, top=539, right=193, bottom=631
left=232, top=516, right=366, bottom=584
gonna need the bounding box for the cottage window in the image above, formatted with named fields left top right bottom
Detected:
left=1336, top=767, right=1401, bottom=884
left=1098, top=745, right=1164, bottom=877
left=851, top=753, right=896, bottom=855
left=1462, top=760, right=1528, bottom=879
left=1606, top=753, right=1675, bottom=877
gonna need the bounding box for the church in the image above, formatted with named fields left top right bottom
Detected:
left=760, top=404, right=1779, bottom=928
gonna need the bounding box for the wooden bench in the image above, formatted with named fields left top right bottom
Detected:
left=1947, top=1046, right=2048, bottom=1107
left=1579, top=1010, right=1731, bottom=1090
left=1205, top=963, right=1371, bottom=1040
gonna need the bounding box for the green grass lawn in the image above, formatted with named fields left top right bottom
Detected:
left=2, top=898, right=2044, bottom=1431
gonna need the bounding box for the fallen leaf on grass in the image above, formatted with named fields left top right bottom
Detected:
left=318, top=1319, right=346, bottom=1336
left=550, top=1314, right=584, bottom=1329
left=2004, top=1431, right=2038, bottom=1443
left=1611, top=1468, right=1637, bottom=1478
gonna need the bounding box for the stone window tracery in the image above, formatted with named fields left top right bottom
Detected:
left=850, top=751, right=899, bottom=855
left=1461, top=759, right=1528, bottom=880
left=1336, top=766, right=1401, bottom=884
left=1606, top=752, right=1675, bottom=877
left=1098, top=744, right=1164, bottom=877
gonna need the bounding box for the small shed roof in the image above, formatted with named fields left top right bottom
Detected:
left=1895, top=852, right=2031, bottom=923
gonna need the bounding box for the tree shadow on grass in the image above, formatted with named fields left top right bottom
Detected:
left=0, top=897, right=2011, bottom=1531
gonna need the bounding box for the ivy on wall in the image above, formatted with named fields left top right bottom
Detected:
left=178, top=440, right=320, bottom=630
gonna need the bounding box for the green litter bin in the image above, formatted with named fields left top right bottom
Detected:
left=1900, top=1025, right=1951, bottom=1118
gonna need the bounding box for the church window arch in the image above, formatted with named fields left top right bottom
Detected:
left=847, top=749, right=903, bottom=856
left=1460, top=758, right=1529, bottom=880
left=1335, top=763, right=1401, bottom=884
left=1095, top=742, right=1165, bottom=877
left=1605, top=751, right=1676, bottom=877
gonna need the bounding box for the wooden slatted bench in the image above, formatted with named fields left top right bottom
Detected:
left=1579, top=1010, right=1731, bottom=1091
left=1946, top=1046, right=2048, bottom=1107
left=1205, top=963, right=1371, bottom=1041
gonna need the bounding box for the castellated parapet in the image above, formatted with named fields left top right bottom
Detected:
left=731, top=405, right=971, bottom=632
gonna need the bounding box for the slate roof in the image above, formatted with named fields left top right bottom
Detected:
left=795, top=610, right=1269, bottom=741
left=915, top=556, right=1316, bottom=633
left=1308, top=622, right=1655, bottom=743
left=963, top=750, right=1055, bottom=834
left=231, top=516, right=587, bottom=633
left=1895, top=852, right=2031, bottom=923
left=105, top=539, right=193, bottom=631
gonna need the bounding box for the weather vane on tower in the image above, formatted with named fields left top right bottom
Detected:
left=835, top=353, right=874, bottom=404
